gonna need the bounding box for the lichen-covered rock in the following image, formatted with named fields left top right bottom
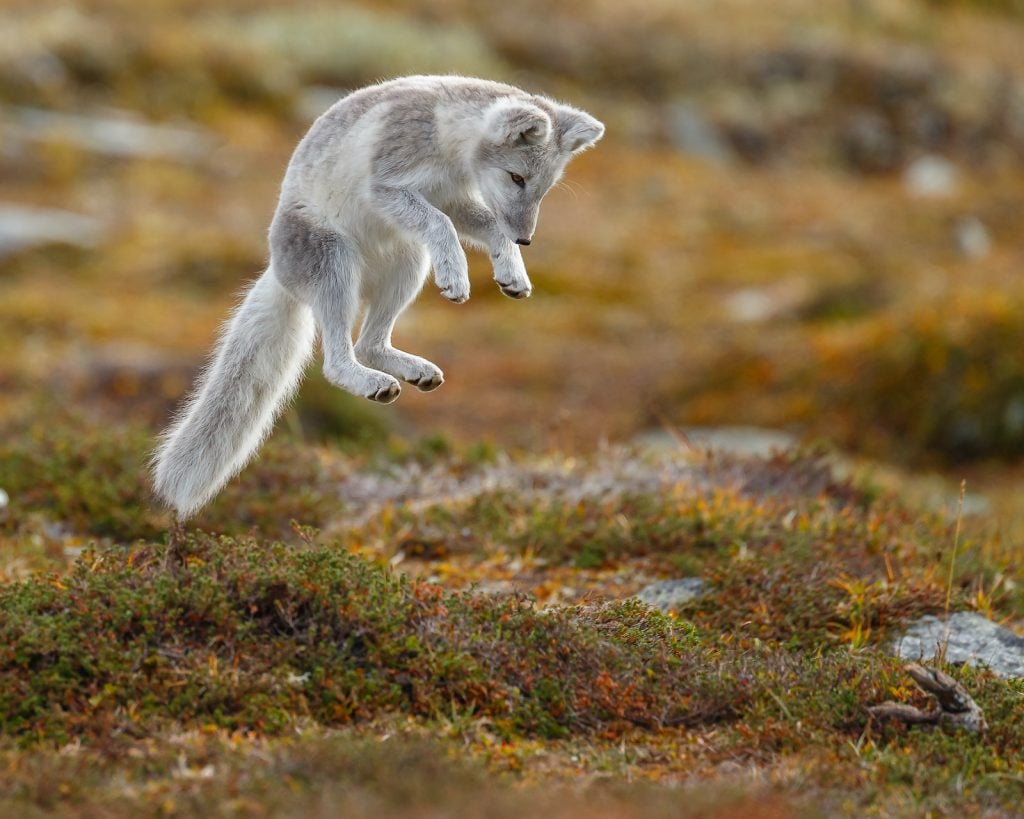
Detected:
left=893, top=612, right=1024, bottom=679
left=634, top=578, right=706, bottom=613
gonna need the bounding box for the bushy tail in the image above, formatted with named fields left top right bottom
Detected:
left=152, top=269, right=316, bottom=519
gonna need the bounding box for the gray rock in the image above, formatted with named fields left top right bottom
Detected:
left=904, top=154, right=958, bottom=198
left=634, top=578, right=706, bottom=613
left=953, top=216, right=992, bottom=260
left=1005, top=396, right=1024, bottom=438
left=0, top=204, right=103, bottom=258
left=722, top=279, right=815, bottom=323
left=841, top=111, right=899, bottom=173
left=3, top=106, right=215, bottom=162
left=723, top=287, right=780, bottom=323
left=635, top=426, right=797, bottom=459
left=893, top=612, right=1024, bottom=678
left=667, top=101, right=732, bottom=164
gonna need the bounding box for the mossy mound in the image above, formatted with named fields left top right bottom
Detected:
left=816, top=297, right=1024, bottom=463
left=679, top=294, right=1024, bottom=466
left=0, top=413, right=344, bottom=542
left=0, top=532, right=730, bottom=743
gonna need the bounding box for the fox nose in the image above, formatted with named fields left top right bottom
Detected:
left=515, top=238, right=531, bottom=246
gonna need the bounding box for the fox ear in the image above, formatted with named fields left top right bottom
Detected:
left=557, top=106, right=605, bottom=154
left=484, top=99, right=552, bottom=146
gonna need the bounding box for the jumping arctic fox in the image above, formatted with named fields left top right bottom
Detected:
left=152, top=75, right=604, bottom=518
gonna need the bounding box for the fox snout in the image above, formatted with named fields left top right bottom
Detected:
left=496, top=202, right=540, bottom=249
left=505, top=212, right=538, bottom=246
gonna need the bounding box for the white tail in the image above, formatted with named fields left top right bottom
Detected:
left=152, top=269, right=316, bottom=519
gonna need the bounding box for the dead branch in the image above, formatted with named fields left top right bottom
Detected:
left=868, top=662, right=986, bottom=734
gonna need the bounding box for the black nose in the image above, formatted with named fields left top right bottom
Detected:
left=515, top=238, right=531, bottom=246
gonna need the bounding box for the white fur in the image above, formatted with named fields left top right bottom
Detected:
left=152, top=270, right=315, bottom=518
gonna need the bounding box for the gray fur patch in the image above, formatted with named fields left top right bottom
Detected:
left=270, top=207, right=354, bottom=299
left=372, top=93, right=440, bottom=180
left=293, top=85, right=389, bottom=167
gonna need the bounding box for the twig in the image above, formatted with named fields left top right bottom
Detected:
left=652, top=408, right=694, bottom=453
left=868, top=662, right=986, bottom=734
left=163, top=518, right=187, bottom=572
left=942, top=479, right=967, bottom=657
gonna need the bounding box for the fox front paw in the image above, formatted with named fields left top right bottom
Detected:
left=439, top=281, right=470, bottom=303
left=434, top=250, right=470, bottom=304
left=495, top=280, right=532, bottom=299
left=491, top=249, right=531, bottom=300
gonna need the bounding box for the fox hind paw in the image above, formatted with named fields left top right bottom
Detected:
left=367, top=381, right=401, bottom=403
left=409, top=371, right=444, bottom=391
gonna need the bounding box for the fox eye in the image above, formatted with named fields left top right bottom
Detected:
left=508, top=172, right=526, bottom=188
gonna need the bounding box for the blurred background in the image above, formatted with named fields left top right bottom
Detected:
left=2, top=0, right=1023, bottom=533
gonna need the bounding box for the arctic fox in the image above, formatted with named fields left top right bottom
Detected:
left=152, top=75, right=604, bottom=518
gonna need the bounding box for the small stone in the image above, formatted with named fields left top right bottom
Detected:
left=841, top=111, right=900, bottom=174
left=903, top=154, right=958, bottom=198
left=723, top=280, right=814, bottom=323
left=723, top=288, right=778, bottom=323
left=679, top=426, right=797, bottom=459
left=954, top=216, right=992, bottom=260
left=893, top=612, right=1024, bottom=678
left=666, top=100, right=732, bottom=164
left=474, top=579, right=516, bottom=596
left=1005, top=396, right=1024, bottom=438
left=634, top=578, right=706, bottom=613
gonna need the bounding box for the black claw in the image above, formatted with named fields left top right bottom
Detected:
left=368, top=384, right=400, bottom=403
left=500, top=284, right=530, bottom=299
left=411, top=374, right=443, bottom=392
left=442, top=289, right=469, bottom=303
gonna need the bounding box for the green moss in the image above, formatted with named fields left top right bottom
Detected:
left=0, top=418, right=161, bottom=541
left=378, top=486, right=772, bottom=568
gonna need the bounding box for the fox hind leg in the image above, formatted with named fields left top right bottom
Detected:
left=355, top=244, right=444, bottom=392
left=316, top=272, right=401, bottom=403
left=272, top=211, right=401, bottom=403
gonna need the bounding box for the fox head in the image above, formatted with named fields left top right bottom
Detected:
left=474, top=97, right=604, bottom=245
